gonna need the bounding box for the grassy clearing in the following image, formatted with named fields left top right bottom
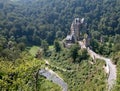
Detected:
left=49, top=45, right=54, bottom=50
left=29, top=46, right=40, bottom=56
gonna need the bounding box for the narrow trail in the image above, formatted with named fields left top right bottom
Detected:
left=79, top=41, right=117, bottom=90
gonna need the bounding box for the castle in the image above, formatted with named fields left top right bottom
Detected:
left=63, top=18, right=88, bottom=48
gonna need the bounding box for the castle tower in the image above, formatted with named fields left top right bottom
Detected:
left=70, top=18, right=84, bottom=41
left=64, top=18, right=87, bottom=48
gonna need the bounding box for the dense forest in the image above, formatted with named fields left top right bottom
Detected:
left=0, top=0, right=120, bottom=91
left=0, top=0, right=120, bottom=56
left=0, top=0, right=120, bottom=44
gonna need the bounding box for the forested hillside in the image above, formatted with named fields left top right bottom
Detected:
left=0, top=0, right=120, bottom=91
left=0, top=0, right=120, bottom=45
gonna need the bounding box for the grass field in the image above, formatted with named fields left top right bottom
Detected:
left=49, top=45, right=54, bottom=50
left=29, top=46, right=40, bottom=56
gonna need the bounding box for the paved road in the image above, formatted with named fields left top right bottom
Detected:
left=39, top=41, right=116, bottom=91
left=79, top=41, right=116, bottom=90
left=39, top=60, right=68, bottom=91
left=39, top=67, right=68, bottom=91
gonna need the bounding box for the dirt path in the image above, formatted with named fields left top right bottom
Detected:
left=79, top=41, right=116, bottom=90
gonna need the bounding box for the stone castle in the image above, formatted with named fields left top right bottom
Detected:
left=63, top=18, right=88, bottom=48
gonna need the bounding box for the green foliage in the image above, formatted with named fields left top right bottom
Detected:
left=112, top=52, right=120, bottom=90
left=17, top=42, right=25, bottom=51
left=90, top=39, right=99, bottom=53
left=90, top=38, right=112, bottom=56
left=69, top=44, right=80, bottom=62
left=29, top=46, right=40, bottom=57
left=49, top=50, right=107, bottom=91
left=112, top=43, right=120, bottom=52
left=54, top=40, right=61, bottom=52
left=0, top=52, right=44, bottom=91
left=1, top=48, right=20, bottom=61
left=41, top=40, right=49, bottom=53
left=69, top=44, right=89, bottom=63
left=78, top=49, right=89, bottom=62
left=49, top=45, right=54, bottom=50
left=0, top=0, right=120, bottom=46
left=0, top=39, right=27, bottom=61
left=0, top=0, right=120, bottom=90
left=37, top=76, right=61, bottom=91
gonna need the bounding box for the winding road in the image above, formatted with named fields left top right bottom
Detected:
left=39, top=67, right=68, bottom=91
left=79, top=41, right=117, bottom=90
left=39, top=40, right=116, bottom=91
left=39, top=60, right=68, bottom=91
